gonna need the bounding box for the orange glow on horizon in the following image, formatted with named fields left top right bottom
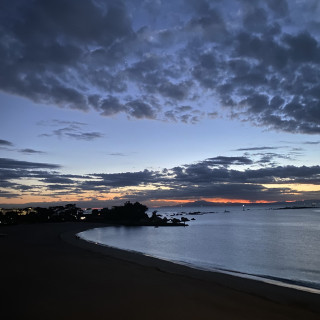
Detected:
left=203, top=198, right=276, bottom=204
left=0, top=192, right=120, bottom=206
left=150, top=198, right=277, bottom=206
left=150, top=199, right=193, bottom=204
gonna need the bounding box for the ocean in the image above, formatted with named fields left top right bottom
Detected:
left=78, top=205, right=320, bottom=292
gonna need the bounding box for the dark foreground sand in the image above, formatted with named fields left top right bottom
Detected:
left=1, top=223, right=319, bottom=320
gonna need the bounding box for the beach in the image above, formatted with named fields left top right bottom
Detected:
left=1, top=223, right=319, bottom=320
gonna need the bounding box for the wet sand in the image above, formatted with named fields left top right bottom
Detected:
left=1, top=223, right=319, bottom=320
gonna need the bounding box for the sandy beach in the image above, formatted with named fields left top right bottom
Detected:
left=1, top=223, right=319, bottom=320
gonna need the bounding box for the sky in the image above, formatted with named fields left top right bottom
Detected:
left=1, top=0, right=320, bottom=208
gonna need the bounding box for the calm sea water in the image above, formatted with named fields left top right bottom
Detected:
left=78, top=206, right=320, bottom=291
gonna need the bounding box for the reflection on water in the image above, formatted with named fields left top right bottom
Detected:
left=78, top=207, right=320, bottom=290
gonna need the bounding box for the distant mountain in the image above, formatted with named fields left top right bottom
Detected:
left=157, top=199, right=320, bottom=209
left=182, top=200, right=223, bottom=207
left=161, top=200, right=240, bottom=208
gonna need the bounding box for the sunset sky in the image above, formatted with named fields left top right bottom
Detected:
left=1, top=0, right=320, bottom=208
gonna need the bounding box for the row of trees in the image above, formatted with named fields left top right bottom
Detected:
left=87, top=201, right=149, bottom=224
left=0, top=202, right=186, bottom=226
left=0, top=204, right=81, bottom=225
left=84, top=202, right=185, bottom=225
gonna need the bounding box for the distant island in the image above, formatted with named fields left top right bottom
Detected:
left=273, top=205, right=320, bottom=210
left=0, top=201, right=187, bottom=227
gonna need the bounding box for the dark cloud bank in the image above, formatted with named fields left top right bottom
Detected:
left=0, top=139, right=13, bottom=147
left=1, top=0, right=320, bottom=132
left=1, top=155, right=320, bottom=205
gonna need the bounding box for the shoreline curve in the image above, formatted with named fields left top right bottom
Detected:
left=63, top=225, right=320, bottom=314
left=1, top=222, right=319, bottom=319
left=75, top=228, right=320, bottom=294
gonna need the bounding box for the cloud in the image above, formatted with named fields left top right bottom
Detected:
left=0, top=158, right=64, bottom=197
left=266, top=0, right=289, bottom=18
left=42, top=176, right=75, bottom=184
left=38, top=120, right=87, bottom=127
left=83, top=159, right=320, bottom=199
left=204, top=156, right=253, bottom=167
left=284, top=32, right=319, bottom=63
left=303, top=141, right=320, bottom=145
left=0, top=0, right=319, bottom=132
left=0, top=0, right=133, bottom=112
left=0, top=158, right=60, bottom=170
left=254, top=153, right=293, bottom=166
left=1, top=154, right=320, bottom=202
left=0, top=190, right=20, bottom=198
left=19, top=148, right=45, bottom=154
left=0, top=139, right=13, bottom=147
left=129, top=183, right=295, bottom=203
left=39, top=120, right=103, bottom=140
left=93, top=95, right=127, bottom=117
left=234, top=147, right=280, bottom=151
left=243, top=8, right=268, bottom=33
left=87, top=170, right=159, bottom=188
left=158, top=81, right=190, bottom=100
left=126, top=100, right=157, bottom=119
left=107, top=153, right=128, bottom=157
left=65, top=132, right=103, bottom=141
left=45, top=184, right=75, bottom=191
